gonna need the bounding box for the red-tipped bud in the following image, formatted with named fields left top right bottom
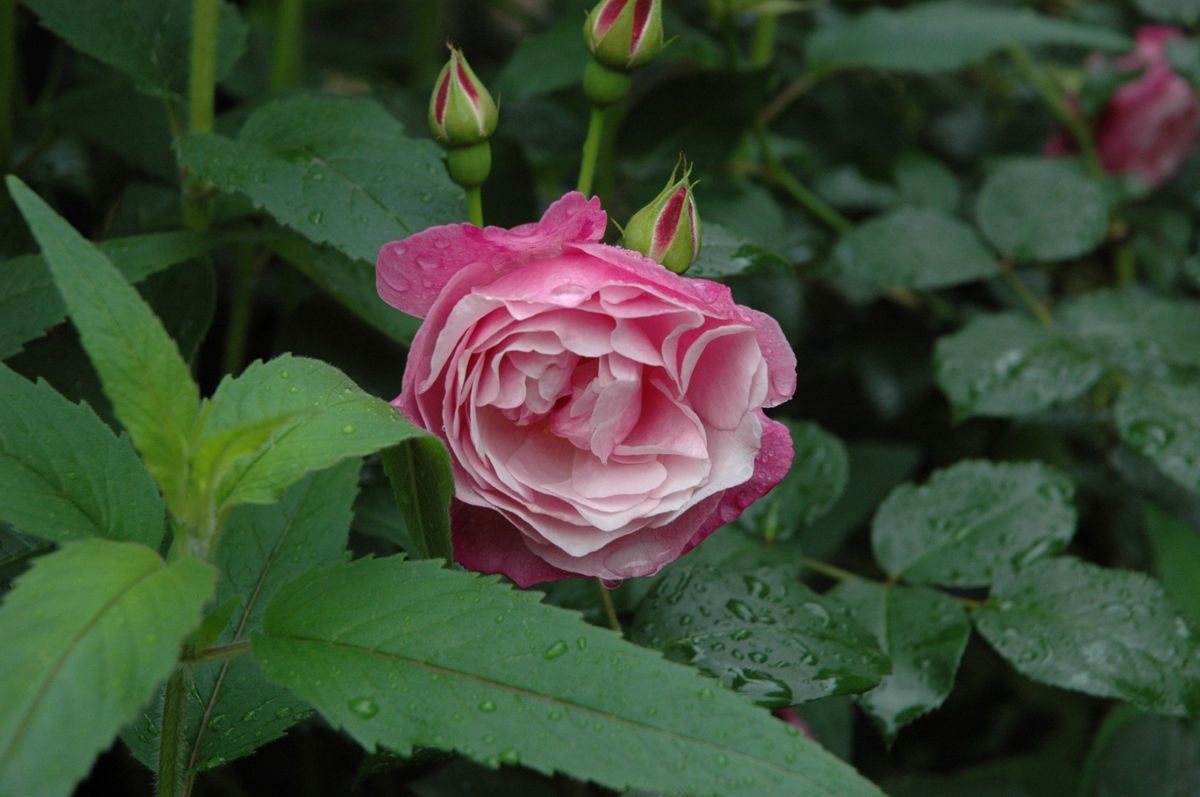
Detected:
left=583, top=0, right=664, bottom=72
left=429, top=47, right=498, bottom=148
left=624, top=160, right=701, bottom=274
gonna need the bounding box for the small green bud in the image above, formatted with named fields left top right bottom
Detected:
left=624, top=160, right=701, bottom=274
left=583, top=0, right=664, bottom=73
left=429, top=47, right=498, bottom=147
left=445, top=142, right=491, bottom=189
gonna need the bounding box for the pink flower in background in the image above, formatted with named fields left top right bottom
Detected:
left=1047, top=25, right=1200, bottom=186
left=377, top=193, right=796, bottom=586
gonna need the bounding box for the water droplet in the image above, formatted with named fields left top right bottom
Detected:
left=275, top=706, right=293, bottom=719
left=307, top=210, right=324, bottom=225
left=347, top=697, right=378, bottom=719
left=726, top=599, right=756, bottom=622
left=341, top=424, right=356, bottom=434
left=698, top=687, right=715, bottom=700
left=279, top=370, right=290, bottom=380
left=499, top=748, right=521, bottom=764
left=715, top=754, right=729, bottom=767
left=479, top=699, right=498, bottom=713
left=1127, top=420, right=1173, bottom=453
left=542, top=640, right=569, bottom=660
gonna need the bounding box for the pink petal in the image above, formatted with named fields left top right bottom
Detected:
left=450, top=501, right=575, bottom=587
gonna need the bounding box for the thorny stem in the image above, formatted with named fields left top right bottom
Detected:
left=577, top=106, right=607, bottom=197
left=999, top=260, right=1055, bottom=327
left=1007, top=44, right=1103, bottom=178
left=596, top=579, right=622, bottom=634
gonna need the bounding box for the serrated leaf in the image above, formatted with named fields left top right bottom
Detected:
left=125, top=461, right=359, bottom=773
left=380, top=435, right=453, bottom=562
left=0, top=363, right=163, bottom=547
left=975, top=159, right=1109, bottom=262
left=687, top=222, right=790, bottom=280
left=831, top=207, right=997, bottom=289
left=0, top=230, right=226, bottom=360
left=6, top=177, right=200, bottom=511
left=1145, top=505, right=1200, bottom=627
left=1135, top=0, right=1200, bottom=25
left=633, top=564, right=890, bottom=707
left=808, top=2, right=1129, bottom=74
left=738, top=420, right=848, bottom=542
left=872, top=460, right=1076, bottom=587
left=21, top=0, right=245, bottom=99
left=195, top=355, right=418, bottom=512
left=974, top=557, right=1200, bottom=717
left=252, top=556, right=882, bottom=797
left=894, top=152, right=959, bottom=213
left=177, top=95, right=464, bottom=264
left=934, top=314, right=1105, bottom=418
left=1116, top=381, right=1200, bottom=494
left=1059, top=290, right=1200, bottom=379
left=0, top=540, right=215, bottom=796
left=829, top=582, right=970, bottom=742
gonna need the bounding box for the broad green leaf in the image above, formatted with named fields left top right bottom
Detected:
left=974, top=557, right=1200, bottom=717
left=830, top=582, right=970, bottom=743
left=252, top=556, right=882, bottom=797
left=494, top=12, right=590, bottom=100
left=815, top=166, right=899, bottom=213
left=975, top=159, right=1109, bottom=262
left=1115, top=381, right=1200, bottom=494
left=831, top=207, right=997, bottom=289
left=0, top=363, right=163, bottom=546
left=270, top=236, right=420, bottom=345
left=380, top=435, right=453, bottom=562
left=1145, top=505, right=1200, bottom=627
left=125, top=461, right=359, bottom=773
left=0, top=230, right=227, bottom=358
left=872, top=460, right=1076, bottom=587
left=633, top=564, right=890, bottom=707
left=0, top=540, right=215, bottom=796
left=808, top=2, right=1129, bottom=74
left=1059, top=290, right=1200, bottom=379
left=21, top=0, right=245, bottom=99
left=1135, top=0, right=1200, bottom=25
left=738, top=420, right=849, bottom=542
left=894, top=152, right=959, bottom=213
left=6, top=177, right=200, bottom=509
left=195, top=355, right=418, bottom=511
left=0, top=527, right=51, bottom=591
left=177, top=95, right=464, bottom=265
left=51, top=81, right=177, bottom=182
left=687, top=222, right=791, bottom=280
left=1081, top=713, right=1200, bottom=796
left=934, top=314, right=1105, bottom=418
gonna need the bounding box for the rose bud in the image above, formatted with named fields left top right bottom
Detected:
left=623, top=162, right=700, bottom=274
left=377, top=192, right=796, bottom=586
left=428, top=46, right=498, bottom=149
left=583, top=0, right=664, bottom=73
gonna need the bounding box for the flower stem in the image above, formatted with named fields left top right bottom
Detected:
left=268, top=0, right=304, bottom=94
left=754, top=126, right=852, bottom=235
left=183, top=0, right=220, bottom=231
left=596, top=579, right=622, bottom=634
left=799, top=557, right=861, bottom=583
left=1007, top=44, right=1103, bottom=178
left=749, top=13, right=778, bottom=69
left=577, top=106, right=607, bottom=197
left=466, top=185, right=484, bottom=227
left=156, top=666, right=189, bottom=797
left=0, top=0, right=17, bottom=176
left=999, top=260, right=1054, bottom=327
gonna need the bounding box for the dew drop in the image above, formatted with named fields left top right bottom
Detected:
left=341, top=424, right=356, bottom=435
left=479, top=699, right=498, bottom=713
left=542, top=640, right=569, bottom=660
left=307, top=210, right=324, bottom=225
left=347, top=697, right=378, bottom=719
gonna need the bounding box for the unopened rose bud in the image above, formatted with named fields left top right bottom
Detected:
left=428, top=47, right=498, bottom=148
left=583, top=0, right=664, bottom=72
left=624, top=161, right=700, bottom=274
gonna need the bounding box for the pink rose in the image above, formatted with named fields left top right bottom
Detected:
left=376, top=193, right=796, bottom=586
left=1048, top=25, right=1200, bottom=186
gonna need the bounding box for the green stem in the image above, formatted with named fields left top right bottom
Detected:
left=577, top=106, right=606, bottom=196
left=1115, top=244, right=1136, bottom=286
left=799, top=557, right=861, bottom=583
left=183, top=0, right=220, bottom=230
left=268, top=0, right=304, bottom=94
left=596, top=579, right=622, bottom=634
left=749, top=13, right=778, bottom=69
left=0, top=0, right=16, bottom=176
left=999, top=261, right=1054, bottom=327
left=466, top=186, right=484, bottom=227
left=754, top=126, right=852, bottom=235
left=185, top=640, right=252, bottom=664
left=221, top=246, right=267, bottom=376
left=1007, top=44, right=1103, bottom=178
left=157, top=666, right=190, bottom=797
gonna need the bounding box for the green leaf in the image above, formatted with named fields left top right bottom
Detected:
left=125, top=461, right=359, bottom=773
left=1115, top=381, right=1200, bottom=494
left=270, top=235, right=420, bottom=345
left=1081, top=713, right=1200, bottom=796
left=0, top=363, right=163, bottom=547
left=195, top=355, right=418, bottom=511
left=633, top=564, right=890, bottom=706
left=831, top=207, right=997, bottom=289
left=1145, top=505, right=1200, bottom=627
left=380, top=435, right=453, bottom=562
left=20, top=0, right=246, bottom=99
left=687, top=222, right=791, bottom=280
left=6, top=177, right=200, bottom=510
left=1134, top=0, right=1200, bottom=25
left=177, top=95, right=465, bottom=265
left=252, top=556, right=882, bottom=797
left=0, top=540, right=215, bottom=796
left=0, top=230, right=228, bottom=359
left=1059, top=290, right=1200, bottom=379
left=975, top=159, right=1109, bottom=262
left=738, top=420, right=849, bottom=542
left=894, top=152, right=959, bottom=213
left=871, top=460, right=1076, bottom=587
left=494, top=13, right=590, bottom=100
left=808, top=2, right=1130, bottom=74
left=973, top=557, right=1200, bottom=717
left=934, top=314, right=1105, bottom=418
left=829, top=582, right=970, bottom=743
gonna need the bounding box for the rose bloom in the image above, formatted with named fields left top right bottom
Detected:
left=1047, top=25, right=1200, bottom=187
left=376, top=193, right=795, bottom=586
